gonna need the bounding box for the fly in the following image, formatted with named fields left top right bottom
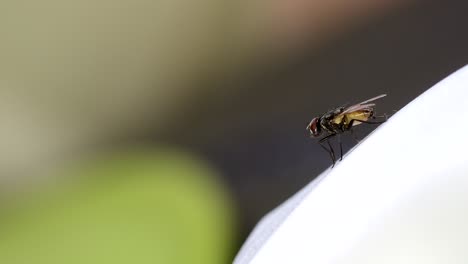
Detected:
left=306, top=94, right=387, bottom=167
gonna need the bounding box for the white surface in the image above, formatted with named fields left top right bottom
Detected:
left=234, top=65, right=468, bottom=264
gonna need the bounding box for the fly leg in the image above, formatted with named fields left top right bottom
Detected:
left=319, top=133, right=336, bottom=167
left=324, top=139, right=336, bottom=167
left=345, top=118, right=386, bottom=144
left=346, top=118, right=386, bottom=130
left=338, top=134, right=343, bottom=161
left=349, top=129, right=360, bottom=144
left=373, top=112, right=389, bottom=121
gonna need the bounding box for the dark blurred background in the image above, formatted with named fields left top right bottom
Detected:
left=159, top=0, right=468, bottom=248
left=1, top=0, right=468, bottom=263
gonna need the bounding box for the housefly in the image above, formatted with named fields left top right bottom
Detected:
left=306, top=94, right=387, bottom=167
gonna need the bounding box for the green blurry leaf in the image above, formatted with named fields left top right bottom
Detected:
left=0, top=149, right=235, bottom=264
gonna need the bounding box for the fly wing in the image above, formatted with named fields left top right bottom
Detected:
left=342, top=103, right=375, bottom=114
left=342, top=94, right=386, bottom=114
left=357, top=94, right=386, bottom=105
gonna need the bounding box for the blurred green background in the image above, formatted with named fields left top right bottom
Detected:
left=0, top=150, right=234, bottom=263
left=2, top=0, right=468, bottom=263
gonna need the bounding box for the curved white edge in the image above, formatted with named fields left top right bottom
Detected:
left=234, top=65, right=468, bottom=264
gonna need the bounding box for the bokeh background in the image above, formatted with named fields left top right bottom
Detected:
left=1, top=0, right=468, bottom=263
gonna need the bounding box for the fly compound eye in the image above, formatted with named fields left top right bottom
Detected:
left=307, top=117, right=320, bottom=137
